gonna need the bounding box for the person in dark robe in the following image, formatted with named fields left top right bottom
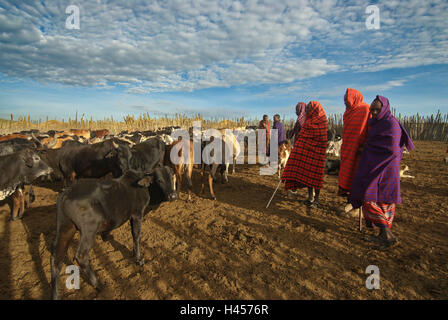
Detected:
left=350, top=95, right=415, bottom=249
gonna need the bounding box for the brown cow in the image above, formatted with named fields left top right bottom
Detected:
left=91, top=129, right=110, bottom=139
left=39, top=136, right=75, bottom=149
left=68, top=129, right=91, bottom=140
left=1, top=185, right=34, bottom=221
left=0, top=134, right=30, bottom=142
left=164, top=139, right=194, bottom=201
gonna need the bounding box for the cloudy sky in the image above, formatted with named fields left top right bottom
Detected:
left=0, top=0, right=447, bottom=121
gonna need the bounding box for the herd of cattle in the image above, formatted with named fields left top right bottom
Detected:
left=0, top=125, right=344, bottom=299
left=0, top=126, right=345, bottom=220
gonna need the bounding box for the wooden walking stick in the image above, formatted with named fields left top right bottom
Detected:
left=359, top=207, right=363, bottom=232
left=266, top=180, right=282, bottom=209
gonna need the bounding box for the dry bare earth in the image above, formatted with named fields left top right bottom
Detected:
left=1, top=141, right=447, bottom=300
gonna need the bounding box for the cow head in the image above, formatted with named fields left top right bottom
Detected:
left=21, top=149, right=53, bottom=183
left=116, top=143, right=132, bottom=174
left=142, top=166, right=177, bottom=202
left=103, top=139, right=120, bottom=159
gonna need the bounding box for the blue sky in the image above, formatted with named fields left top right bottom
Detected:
left=0, top=0, right=447, bottom=121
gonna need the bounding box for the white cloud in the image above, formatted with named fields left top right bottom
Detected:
left=0, top=0, right=446, bottom=93
left=361, top=79, right=407, bottom=92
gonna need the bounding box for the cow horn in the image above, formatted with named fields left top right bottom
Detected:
left=112, top=141, right=119, bottom=149
left=30, top=132, right=43, bottom=147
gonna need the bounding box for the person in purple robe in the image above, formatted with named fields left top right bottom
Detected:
left=273, top=114, right=286, bottom=145
left=349, top=95, right=415, bottom=249
left=288, top=102, right=307, bottom=145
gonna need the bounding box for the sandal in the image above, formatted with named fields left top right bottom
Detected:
left=310, top=201, right=323, bottom=209
left=375, top=238, right=398, bottom=250
left=303, top=199, right=313, bottom=206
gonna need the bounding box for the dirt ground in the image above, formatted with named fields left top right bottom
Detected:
left=0, top=141, right=447, bottom=300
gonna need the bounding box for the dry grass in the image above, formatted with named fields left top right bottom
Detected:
left=1, top=110, right=447, bottom=142
left=0, top=112, right=247, bottom=135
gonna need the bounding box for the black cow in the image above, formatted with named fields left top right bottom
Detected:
left=0, top=138, right=38, bottom=156
left=117, top=131, right=144, bottom=144
left=156, top=126, right=181, bottom=135
left=38, top=148, right=64, bottom=182
left=140, top=130, right=158, bottom=138
left=0, top=149, right=52, bottom=220
left=57, top=138, right=124, bottom=186
left=50, top=167, right=177, bottom=300
left=119, top=137, right=166, bottom=173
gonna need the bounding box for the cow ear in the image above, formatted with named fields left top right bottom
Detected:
left=137, top=176, right=153, bottom=187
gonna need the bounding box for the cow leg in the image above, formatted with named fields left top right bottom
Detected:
left=207, top=163, right=219, bottom=199
left=221, top=164, right=229, bottom=184
left=75, top=231, right=101, bottom=290
left=172, top=173, right=177, bottom=191
left=208, top=173, right=216, bottom=200
left=130, top=216, right=144, bottom=266
left=185, top=164, right=193, bottom=202
left=51, top=221, right=76, bottom=300
left=18, top=187, right=25, bottom=219
left=101, top=232, right=112, bottom=242
left=211, top=162, right=219, bottom=182
left=9, top=188, right=21, bottom=221
left=176, top=169, right=182, bottom=193
left=232, top=156, right=236, bottom=174
left=200, top=163, right=206, bottom=196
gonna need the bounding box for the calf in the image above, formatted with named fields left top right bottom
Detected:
left=0, top=149, right=52, bottom=220
left=399, top=165, right=414, bottom=179
left=50, top=167, right=177, bottom=300
left=278, top=141, right=291, bottom=178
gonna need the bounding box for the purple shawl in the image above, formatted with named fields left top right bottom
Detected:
left=349, top=96, right=415, bottom=209
left=273, top=120, right=286, bottom=144
left=293, top=102, right=307, bottom=139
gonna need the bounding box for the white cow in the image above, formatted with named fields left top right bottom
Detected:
left=326, top=135, right=342, bottom=158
